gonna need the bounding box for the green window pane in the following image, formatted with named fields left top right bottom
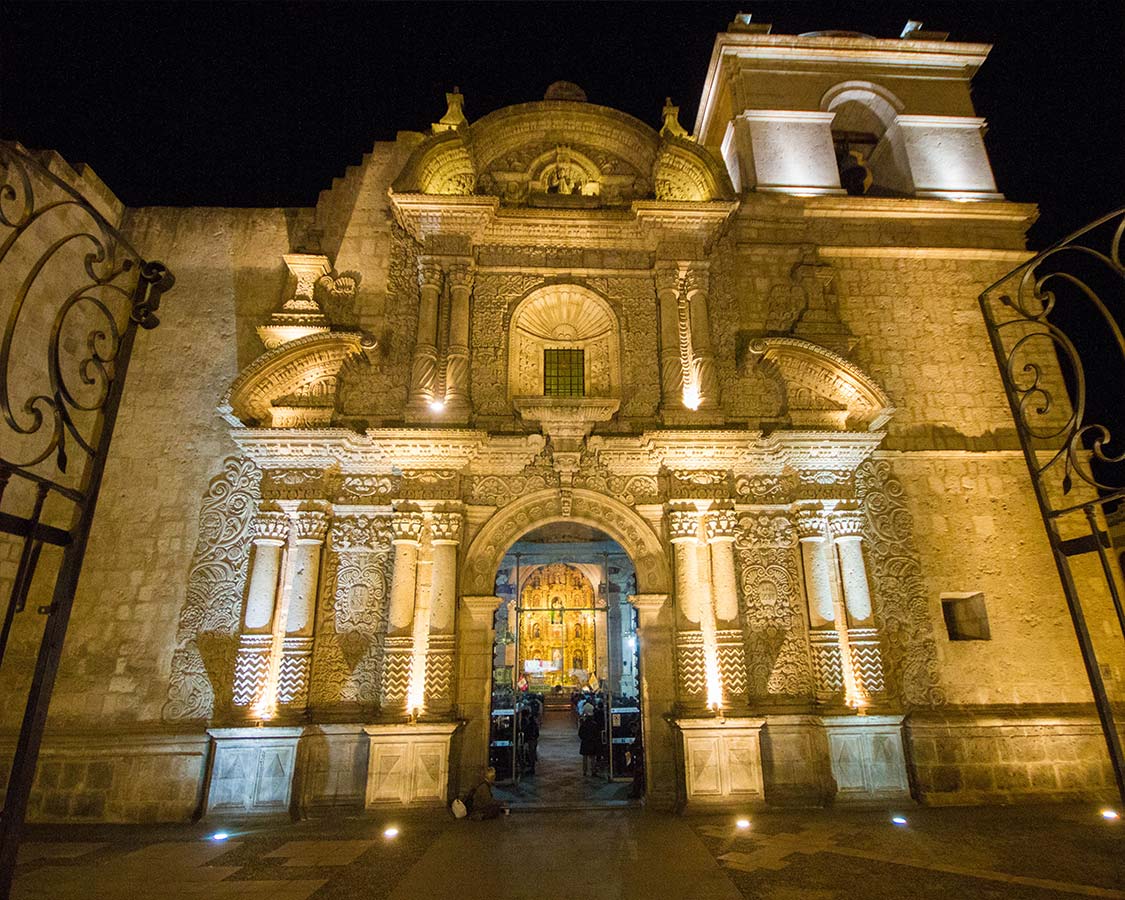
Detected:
left=543, top=349, right=585, bottom=397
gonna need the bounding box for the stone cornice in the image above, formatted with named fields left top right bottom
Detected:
left=232, top=425, right=882, bottom=482
left=588, top=429, right=885, bottom=477
left=389, top=191, right=738, bottom=251
left=230, top=428, right=544, bottom=473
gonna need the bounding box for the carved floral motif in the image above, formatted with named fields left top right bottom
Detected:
left=163, top=458, right=261, bottom=722
left=856, top=459, right=945, bottom=707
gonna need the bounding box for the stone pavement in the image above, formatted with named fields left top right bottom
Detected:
left=493, top=709, right=635, bottom=808
left=10, top=803, right=1123, bottom=899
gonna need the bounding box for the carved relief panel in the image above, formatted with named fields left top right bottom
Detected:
left=734, top=513, right=815, bottom=698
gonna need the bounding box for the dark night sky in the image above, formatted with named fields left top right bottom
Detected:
left=2, top=2, right=1122, bottom=248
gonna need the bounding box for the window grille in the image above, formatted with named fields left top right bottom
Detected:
left=543, top=348, right=585, bottom=397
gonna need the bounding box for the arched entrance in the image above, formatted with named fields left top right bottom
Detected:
left=455, top=490, right=676, bottom=809
left=490, top=529, right=639, bottom=805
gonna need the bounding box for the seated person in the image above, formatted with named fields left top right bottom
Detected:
left=466, top=766, right=506, bottom=820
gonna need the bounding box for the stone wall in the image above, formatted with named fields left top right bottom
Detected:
left=31, top=207, right=298, bottom=730
left=907, top=708, right=1120, bottom=804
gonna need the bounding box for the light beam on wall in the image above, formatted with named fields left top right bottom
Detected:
left=682, top=381, right=702, bottom=411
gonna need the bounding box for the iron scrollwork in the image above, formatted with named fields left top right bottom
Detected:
left=0, top=140, right=174, bottom=891
left=0, top=142, right=172, bottom=480
left=979, top=206, right=1125, bottom=805
left=980, top=209, right=1125, bottom=503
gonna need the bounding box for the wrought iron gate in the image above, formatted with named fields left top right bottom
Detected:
left=978, top=207, right=1125, bottom=804
left=0, top=142, right=173, bottom=893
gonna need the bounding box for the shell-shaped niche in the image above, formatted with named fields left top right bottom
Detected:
left=515, top=285, right=615, bottom=342
left=508, top=284, right=620, bottom=399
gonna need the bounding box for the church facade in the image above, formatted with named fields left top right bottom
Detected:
left=4, top=16, right=1121, bottom=822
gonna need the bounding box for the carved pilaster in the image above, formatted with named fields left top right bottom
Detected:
left=409, top=258, right=444, bottom=410
left=682, top=262, right=718, bottom=410
left=656, top=264, right=684, bottom=409
left=444, top=260, right=473, bottom=419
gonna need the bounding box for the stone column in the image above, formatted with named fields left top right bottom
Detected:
left=706, top=506, right=745, bottom=708
left=705, top=508, right=739, bottom=627
left=683, top=265, right=719, bottom=410
left=669, top=509, right=723, bottom=711
left=286, top=512, right=329, bottom=637
left=443, top=260, right=473, bottom=420
left=797, top=509, right=848, bottom=701
left=232, top=511, right=291, bottom=712
left=832, top=511, right=883, bottom=700
left=424, top=510, right=462, bottom=717
left=655, top=265, right=684, bottom=410
left=243, top=512, right=291, bottom=633
left=276, top=510, right=328, bottom=710
left=408, top=258, right=443, bottom=411
left=382, top=511, right=424, bottom=712
left=631, top=593, right=676, bottom=810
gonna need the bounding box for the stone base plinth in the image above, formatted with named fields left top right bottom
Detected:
left=676, top=717, right=766, bottom=808
left=363, top=721, right=459, bottom=807
left=205, top=726, right=303, bottom=819
left=822, top=714, right=910, bottom=802
left=295, top=723, right=368, bottom=814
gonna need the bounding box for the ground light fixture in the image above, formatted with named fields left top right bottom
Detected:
left=429, top=399, right=445, bottom=413
left=210, top=832, right=230, bottom=842
left=1102, top=809, right=1120, bottom=821
left=735, top=818, right=751, bottom=830
left=383, top=826, right=400, bottom=839
left=891, top=816, right=908, bottom=826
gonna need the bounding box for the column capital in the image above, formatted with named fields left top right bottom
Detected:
left=253, top=511, right=291, bottom=544
left=682, top=264, right=710, bottom=296
left=830, top=511, right=865, bottom=540
left=704, top=508, right=737, bottom=542
left=654, top=264, right=682, bottom=295
left=667, top=509, right=701, bottom=543
left=391, top=510, right=425, bottom=544
left=795, top=508, right=828, bottom=541
left=445, top=260, right=474, bottom=290
left=417, top=257, right=444, bottom=290
left=430, top=511, right=463, bottom=545
left=294, top=510, right=330, bottom=544
left=460, top=595, right=501, bottom=626
left=630, top=593, right=670, bottom=616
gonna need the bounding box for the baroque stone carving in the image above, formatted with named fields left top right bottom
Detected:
left=855, top=459, right=945, bottom=707
left=733, top=473, right=793, bottom=502
left=163, top=457, right=261, bottom=722
left=734, top=513, right=814, bottom=698
left=574, top=452, right=660, bottom=506
left=310, top=520, right=393, bottom=708
left=340, top=474, right=400, bottom=500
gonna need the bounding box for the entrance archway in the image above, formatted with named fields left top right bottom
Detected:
left=455, top=490, right=676, bottom=808
left=490, top=529, right=640, bottom=805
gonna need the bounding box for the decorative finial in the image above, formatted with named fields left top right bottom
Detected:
left=660, top=98, right=690, bottom=140
left=432, top=87, right=467, bottom=134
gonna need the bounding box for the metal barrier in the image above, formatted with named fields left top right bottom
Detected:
left=0, top=142, right=173, bottom=893
left=979, top=207, right=1125, bottom=804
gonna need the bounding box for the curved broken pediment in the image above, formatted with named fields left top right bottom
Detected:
left=747, top=337, right=894, bottom=431
left=393, top=99, right=734, bottom=207
left=219, top=331, right=372, bottom=429
left=654, top=137, right=736, bottom=202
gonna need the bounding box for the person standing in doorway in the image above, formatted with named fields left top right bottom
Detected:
left=579, top=707, right=600, bottom=776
